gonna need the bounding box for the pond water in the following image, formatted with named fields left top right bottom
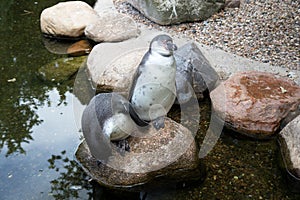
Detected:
left=0, top=0, right=299, bottom=199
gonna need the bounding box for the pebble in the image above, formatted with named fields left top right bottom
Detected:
left=114, top=0, right=299, bottom=70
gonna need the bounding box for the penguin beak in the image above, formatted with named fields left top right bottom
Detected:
left=166, top=41, right=177, bottom=51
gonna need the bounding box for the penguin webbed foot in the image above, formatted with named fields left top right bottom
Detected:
left=96, top=159, right=108, bottom=167
left=113, top=139, right=130, bottom=156
left=153, top=116, right=165, bottom=130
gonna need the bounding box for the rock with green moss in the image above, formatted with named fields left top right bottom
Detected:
left=127, top=0, right=225, bottom=25
left=39, top=56, right=87, bottom=83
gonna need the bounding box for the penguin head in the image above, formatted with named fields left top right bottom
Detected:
left=150, top=34, right=177, bottom=56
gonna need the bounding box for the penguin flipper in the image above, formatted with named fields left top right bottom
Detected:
left=128, top=52, right=150, bottom=101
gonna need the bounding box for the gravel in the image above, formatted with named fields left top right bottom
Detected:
left=114, top=0, right=299, bottom=70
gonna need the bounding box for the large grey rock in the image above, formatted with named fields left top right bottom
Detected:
left=75, top=118, right=205, bottom=191
left=174, top=42, right=220, bottom=103
left=127, top=0, right=225, bottom=25
left=40, top=1, right=99, bottom=37
left=278, top=114, right=300, bottom=192
left=210, top=71, right=300, bottom=139
left=85, top=12, right=140, bottom=42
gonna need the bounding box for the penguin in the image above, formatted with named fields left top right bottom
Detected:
left=129, top=34, right=178, bottom=130
left=81, top=93, right=135, bottom=163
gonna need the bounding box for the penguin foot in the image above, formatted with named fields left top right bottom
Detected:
left=113, top=139, right=130, bottom=156
left=96, top=160, right=105, bottom=167
left=153, top=116, right=165, bottom=130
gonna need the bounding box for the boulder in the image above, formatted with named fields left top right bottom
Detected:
left=38, top=56, right=87, bottom=83
left=174, top=42, right=219, bottom=103
left=127, top=0, right=225, bottom=25
left=87, top=45, right=146, bottom=95
left=75, top=118, right=205, bottom=191
left=210, top=71, right=300, bottom=139
left=278, top=114, right=300, bottom=193
left=40, top=1, right=99, bottom=37
left=85, top=12, right=139, bottom=42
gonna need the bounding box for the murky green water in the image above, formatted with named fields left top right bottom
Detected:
left=0, top=0, right=299, bottom=199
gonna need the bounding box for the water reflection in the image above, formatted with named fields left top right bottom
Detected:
left=0, top=0, right=95, bottom=157
left=48, top=150, right=93, bottom=199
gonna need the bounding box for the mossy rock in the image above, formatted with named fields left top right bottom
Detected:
left=38, top=56, right=87, bottom=83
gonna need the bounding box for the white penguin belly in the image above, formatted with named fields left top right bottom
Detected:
left=131, top=63, right=176, bottom=121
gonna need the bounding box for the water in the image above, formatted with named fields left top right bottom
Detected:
left=0, top=0, right=94, bottom=199
left=0, top=0, right=299, bottom=199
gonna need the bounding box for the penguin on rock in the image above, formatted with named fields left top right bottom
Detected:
left=81, top=93, right=135, bottom=163
left=129, top=34, right=178, bottom=130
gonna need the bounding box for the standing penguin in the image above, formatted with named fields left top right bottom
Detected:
left=129, top=34, right=177, bottom=130
left=81, top=93, right=135, bottom=163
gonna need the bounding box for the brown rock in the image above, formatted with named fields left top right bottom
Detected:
left=67, top=40, right=93, bottom=56
left=210, top=71, right=300, bottom=138
left=75, top=118, right=205, bottom=191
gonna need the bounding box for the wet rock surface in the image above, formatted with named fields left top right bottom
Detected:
left=67, top=40, right=93, bottom=56
left=210, top=71, right=300, bottom=138
left=127, top=0, right=224, bottom=25
left=38, top=56, right=87, bottom=83
left=278, top=114, right=300, bottom=181
left=75, top=118, right=205, bottom=191
left=40, top=1, right=99, bottom=38
left=85, top=12, right=139, bottom=42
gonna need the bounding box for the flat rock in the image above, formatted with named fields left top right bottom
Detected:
left=38, top=56, right=87, bottom=83
left=127, top=0, right=224, bottom=25
left=210, top=71, right=300, bottom=138
left=85, top=12, right=139, bottom=42
left=75, top=118, right=205, bottom=191
left=40, top=1, right=99, bottom=37
left=278, top=114, right=300, bottom=192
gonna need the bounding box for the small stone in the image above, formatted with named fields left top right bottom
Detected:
left=225, top=0, right=241, bottom=8
left=7, top=78, right=16, bottom=83
left=67, top=40, right=93, bottom=56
